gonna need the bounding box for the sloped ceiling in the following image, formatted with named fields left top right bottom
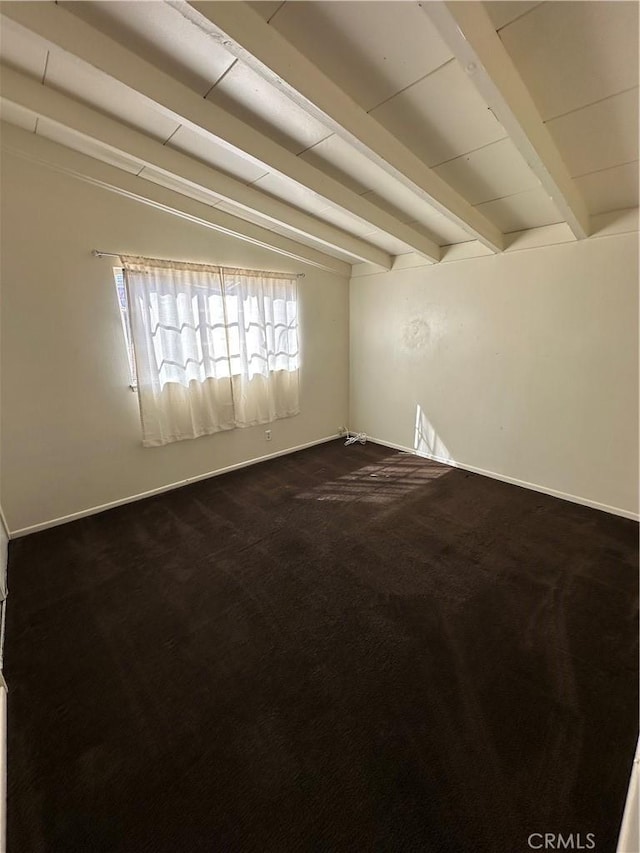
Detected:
left=0, top=1, right=637, bottom=273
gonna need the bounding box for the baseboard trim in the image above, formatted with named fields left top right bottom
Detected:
left=367, top=436, right=640, bottom=522
left=10, top=434, right=341, bottom=538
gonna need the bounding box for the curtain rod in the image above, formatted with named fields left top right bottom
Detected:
left=91, top=250, right=305, bottom=277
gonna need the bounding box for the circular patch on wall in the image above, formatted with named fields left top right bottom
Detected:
left=402, top=317, right=430, bottom=350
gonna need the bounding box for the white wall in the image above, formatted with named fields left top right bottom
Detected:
left=350, top=231, right=639, bottom=517
left=0, top=154, right=349, bottom=533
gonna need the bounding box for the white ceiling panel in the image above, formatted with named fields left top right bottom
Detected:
left=405, top=215, right=471, bottom=247
left=485, top=2, right=542, bottom=32
left=264, top=228, right=358, bottom=264
left=137, top=167, right=224, bottom=209
left=206, top=60, right=332, bottom=155
left=498, top=0, right=640, bottom=120
left=433, top=138, right=541, bottom=206
left=300, top=135, right=372, bottom=196
left=301, top=134, right=481, bottom=244
left=36, top=117, right=144, bottom=175
left=215, top=199, right=287, bottom=230
left=215, top=199, right=359, bottom=263
left=271, top=1, right=453, bottom=111
left=248, top=2, right=285, bottom=24
left=546, top=87, right=639, bottom=177
left=44, top=51, right=180, bottom=143
left=361, top=230, right=414, bottom=256
left=370, top=60, right=507, bottom=167
left=360, top=190, right=470, bottom=244
left=315, top=202, right=380, bottom=239
left=574, top=161, right=639, bottom=216
left=251, top=172, right=333, bottom=216
left=64, top=1, right=236, bottom=96
left=0, top=100, right=37, bottom=133
left=474, top=187, right=563, bottom=233
left=166, top=125, right=268, bottom=184
left=0, top=15, right=48, bottom=81
left=265, top=227, right=358, bottom=264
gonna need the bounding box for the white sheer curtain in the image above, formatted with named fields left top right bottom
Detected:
left=122, top=256, right=300, bottom=447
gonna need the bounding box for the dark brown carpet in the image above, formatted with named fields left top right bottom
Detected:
left=5, top=440, right=638, bottom=852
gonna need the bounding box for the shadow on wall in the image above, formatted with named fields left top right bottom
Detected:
left=414, top=404, right=452, bottom=463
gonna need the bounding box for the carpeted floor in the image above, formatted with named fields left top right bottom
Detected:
left=5, top=440, right=639, bottom=852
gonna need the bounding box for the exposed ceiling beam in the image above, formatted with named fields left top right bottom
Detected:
left=1, top=1, right=441, bottom=262
left=180, top=0, right=504, bottom=254
left=0, top=66, right=392, bottom=268
left=0, top=121, right=352, bottom=276
left=421, top=1, right=590, bottom=240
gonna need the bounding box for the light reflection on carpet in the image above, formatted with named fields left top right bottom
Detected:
left=295, top=453, right=452, bottom=504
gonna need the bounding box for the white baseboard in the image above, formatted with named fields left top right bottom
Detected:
left=10, top=434, right=341, bottom=538
left=9, top=432, right=639, bottom=535
left=367, top=436, right=640, bottom=522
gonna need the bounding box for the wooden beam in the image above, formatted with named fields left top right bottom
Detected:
left=0, top=66, right=392, bottom=268
left=421, top=1, right=590, bottom=240
left=182, top=0, right=504, bottom=253
left=0, top=122, right=352, bottom=275
left=1, top=1, right=441, bottom=261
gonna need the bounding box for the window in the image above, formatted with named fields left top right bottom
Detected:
left=117, top=256, right=300, bottom=447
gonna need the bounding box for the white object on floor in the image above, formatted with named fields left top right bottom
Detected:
left=344, top=431, right=367, bottom=446
left=617, top=735, right=639, bottom=852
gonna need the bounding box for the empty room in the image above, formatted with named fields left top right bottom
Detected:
left=0, top=1, right=638, bottom=851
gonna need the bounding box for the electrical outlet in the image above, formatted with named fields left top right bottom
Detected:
left=265, top=429, right=272, bottom=441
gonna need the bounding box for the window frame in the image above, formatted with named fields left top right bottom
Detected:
left=112, top=266, right=138, bottom=391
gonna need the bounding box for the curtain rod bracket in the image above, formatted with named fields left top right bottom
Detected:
left=92, top=249, right=120, bottom=259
